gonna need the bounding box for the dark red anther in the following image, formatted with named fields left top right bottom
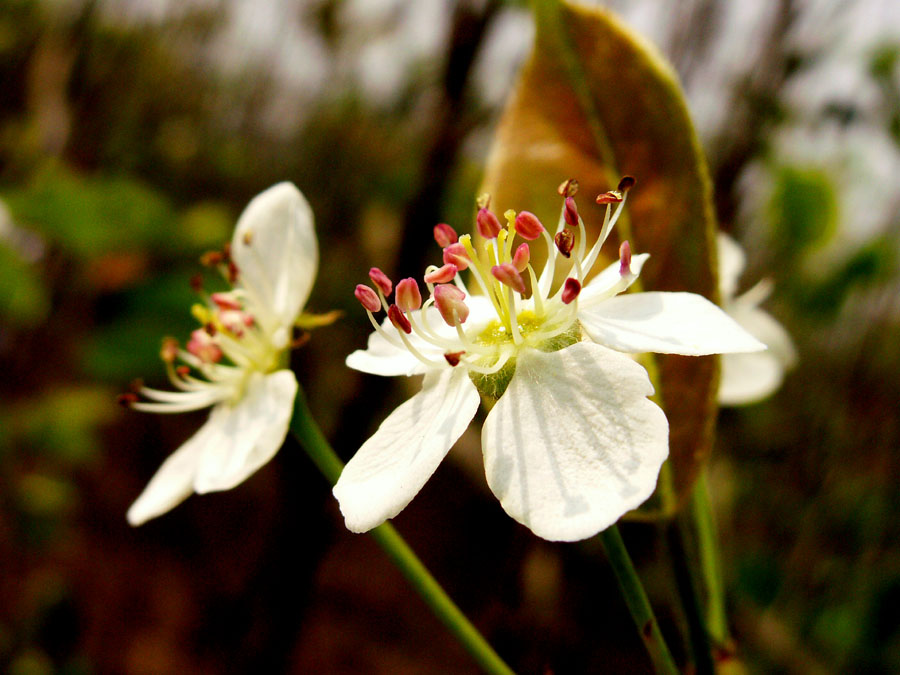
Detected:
left=369, top=267, right=393, bottom=296
left=117, top=392, right=138, bottom=408
left=388, top=304, right=412, bottom=334
left=618, top=176, right=636, bottom=193
left=561, top=278, right=582, bottom=305
left=564, top=197, right=579, bottom=226
left=433, top=223, right=458, bottom=248
left=444, top=351, right=464, bottom=367
left=555, top=229, right=575, bottom=258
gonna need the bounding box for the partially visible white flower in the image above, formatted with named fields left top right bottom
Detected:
left=124, top=183, right=318, bottom=526
left=335, top=179, right=766, bottom=542
left=717, top=233, right=797, bottom=406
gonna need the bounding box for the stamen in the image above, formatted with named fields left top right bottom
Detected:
left=395, top=278, right=422, bottom=312
left=557, top=178, right=579, bottom=197
left=619, top=240, right=633, bottom=276
left=387, top=304, right=412, bottom=334
left=424, top=263, right=457, bottom=284
left=434, top=223, right=458, bottom=248
left=564, top=197, right=579, bottom=227
left=476, top=207, right=502, bottom=239
left=562, top=278, right=581, bottom=305
left=443, top=243, right=470, bottom=271
left=355, top=284, right=382, bottom=312
left=369, top=267, right=393, bottom=296
left=512, top=243, right=530, bottom=272
left=492, top=263, right=527, bottom=296
left=555, top=230, right=574, bottom=258
left=434, top=284, right=470, bottom=326
left=514, top=211, right=545, bottom=240
left=444, top=351, right=463, bottom=366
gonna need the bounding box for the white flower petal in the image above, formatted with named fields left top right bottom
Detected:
left=580, top=253, right=650, bottom=306
left=126, top=415, right=219, bottom=526
left=481, top=342, right=669, bottom=542
left=333, top=366, right=480, bottom=532
left=729, top=303, right=797, bottom=369
left=718, top=233, right=746, bottom=300
left=231, top=183, right=318, bottom=332
left=193, top=370, right=298, bottom=494
left=718, top=351, right=785, bottom=405
left=579, top=292, right=766, bottom=356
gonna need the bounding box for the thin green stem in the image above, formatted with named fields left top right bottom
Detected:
left=289, top=388, right=515, bottom=675
left=691, top=469, right=730, bottom=647
left=599, top=525, right=679, bottom=675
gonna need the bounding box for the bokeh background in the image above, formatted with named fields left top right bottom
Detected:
left=2, top=0, right=899, bottom=672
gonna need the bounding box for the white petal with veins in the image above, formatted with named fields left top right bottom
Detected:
left=579, top=291, right=766, bottom=355
left=231, top=182, right=318, bottom=341
left=193, top=370, right=298, bottom=494
left=334, top=366, right=480, bottom=532
left=482, top=342, right=669, bottom=541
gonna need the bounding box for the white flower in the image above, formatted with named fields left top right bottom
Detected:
left=717, top=233, right=797, bottom=406
left=335, top=179, right=765, bottom=542
left=125, top=183, right=318, bottom=526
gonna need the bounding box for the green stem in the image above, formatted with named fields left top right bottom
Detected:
left=289, top=388, right=515, bottom=675
left=599, top=525, right=680, bottom=675
left=691, top=469, right=730, bottom=647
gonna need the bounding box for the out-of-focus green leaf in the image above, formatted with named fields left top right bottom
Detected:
left=769, top=166, right=837, bottom=257
left=79, top=272, right=198, bottom=381
left=16, top=473, right=76, bottom=518
left=0, top=243, right=49, bottom=326
left=2, top=163, right=180, bottom=259
left=481, top=1, right=718, bottom=506
left=14, top=387, right=117, bottom=465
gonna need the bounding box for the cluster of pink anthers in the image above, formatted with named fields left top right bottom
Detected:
left=353, top=177, right=636, bottom=376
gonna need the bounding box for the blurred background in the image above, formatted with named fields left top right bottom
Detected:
left=1, top=0, right=899, bottom=672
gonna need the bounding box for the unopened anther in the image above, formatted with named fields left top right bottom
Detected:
left=492, top=263, right=527, bottom=295
left=444, top=351, right=464, bottom=367
left=619, top=240, right=633, bottom=276
left=442, top=243, right=470, bottom=271
left=477, top=208, right=502, bottom=239
left=424, top=263, right=458, bottom=284
left=561, top=278, right=582, bottom=305
left=354, top=284, right=381, bottom=312
left=369, top=267, right=393, bottom=296
left=434, top=284, right=469, bottom=326
left=564, top=197, right=579, bottom=226
left=512, top=243, right=530, bottom=272
left=514, top=211, right=545, bottom=240
left=388, top=304, right=412, bottom=334
left=433, top=223, right=458, bottom=248
left=618, top=176, right=636, bottom=193
left=396, top=278, right=422, bottom=311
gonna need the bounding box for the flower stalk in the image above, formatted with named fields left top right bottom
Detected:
left=599, top=525, right=679, bottom=675
left=289, top=387, right=514, bottom=675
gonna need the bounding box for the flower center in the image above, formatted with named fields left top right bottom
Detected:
left=352, top=176, right=636, bottom=398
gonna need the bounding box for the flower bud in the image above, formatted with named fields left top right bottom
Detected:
left=387, top=304, right=412, bottom=334
left=512, top=243, right=530, bottom=272
left=564, top=197, right=579, bottom=226
left=476, top=208, right=502, bottom=239
left=442, top=243, right=470, bottom=271
left=369, top=267, right=393, bottom=296
left=491, top=263, right=527, bottom=295
left=424, top=263, right=458, bottom=284
left=434, top=284, right=469, bottom=326
left=619, top=240, right=633, bottom=277
left=354, top=284, right=381, bottom=312
left=555, top=229, right=574, bottom=258
left=514, top=211, right=544, bottom=240
left=395, top=278, right=422, bottom=311
left=561, top=278, right=581, bottom=305
left=433, top=223, right=458, bottom=248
